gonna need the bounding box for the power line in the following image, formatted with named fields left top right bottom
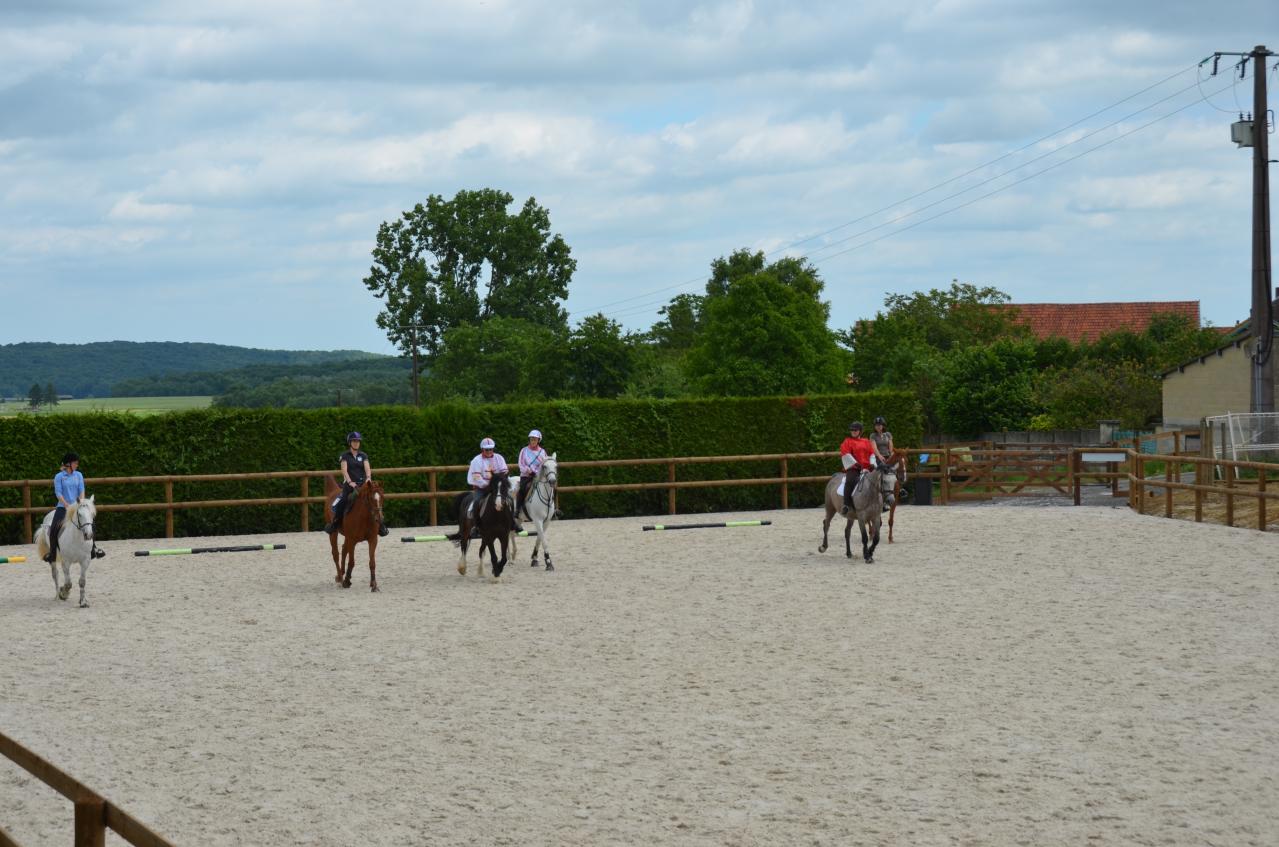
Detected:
left=574, top=60, right=1204, bottom=317
left=602, top=71, right=1246, bottom=324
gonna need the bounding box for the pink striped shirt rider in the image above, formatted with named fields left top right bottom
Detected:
left=519, top=445, right=548, bottom=476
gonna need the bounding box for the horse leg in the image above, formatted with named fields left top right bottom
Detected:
left=845, top=519, right=855, bottom=559
left=492, top=533, right=508, bottom=579
left=368, top=536, right=379, bottom=592
left=476, top=536, right=490, bottom=580
left=341, top=540, right=354, bottom=588
left=819, top=506, right=832, bottom=553
left=48, top=556, right=61, bottom=599
left=866, top=519, right=881, bottom=563
left=330, top=532, right=342, bottom=584
left=536, top=520, right=553, bottom=571
left=530, top=523, right=541, bottom=567
left=888, top=500, right=896, bottom=543
left=78, top=557, right=90, bottom=608
left=58, top=557, right=72, bottom=600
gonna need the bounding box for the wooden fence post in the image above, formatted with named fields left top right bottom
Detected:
left=940, top=450, right=950, bottom=505
left=667, top=462, right=677, bottom=515
left=74, top=797, right=106, bottom=847
left=1071, top=449, right=1080, bottom=505
left=779, top=457, right=789, bottom=510
left=300, top=477, right=309, bottom=532
left=22, top=482, right=32, bottom=544
left=1164, top=458, right=1173, bottom=518
left=1194, top=463, right=1204, bottom=523
left=429, top=471, right=438, bottom=527
left=1259, top=468, right=1268, bottom=531
left=164, top=480, right=174, bottom=539
left=1225, top=462, right=1235, bottom=527
left=1173, top=431, right=1182, bottom=482
left=1132, top=454, right=1145, bottom=514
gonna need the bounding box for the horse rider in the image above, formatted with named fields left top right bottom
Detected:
left=45, top=452, right=105, bottom=563
left=515, top=429, right=548, bottom=521
left=870, top=416, right=899, bottom=511
left=839, top=422, right=878, bottom=516
left=468, top=437, right=521, bottom=532
left=324, top=432, right=390, bottom=537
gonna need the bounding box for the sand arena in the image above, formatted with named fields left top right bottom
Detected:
left=1, top=505, right=1277, bottom=846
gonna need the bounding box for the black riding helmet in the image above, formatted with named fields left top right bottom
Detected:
left=848, top=421, right=864, bottom=433
left=346, top=432, right=363, bottom=444
left=62, top=452, right=79, bottom=466
left=873, top=416, right=887, bottom=427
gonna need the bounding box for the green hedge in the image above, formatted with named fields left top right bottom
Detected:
left=0, top=392, right=920, bottom=542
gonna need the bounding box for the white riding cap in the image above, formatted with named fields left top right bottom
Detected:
left=528, top=429, right=542, bottom=439
left=480, top=437, right=495, bottom=450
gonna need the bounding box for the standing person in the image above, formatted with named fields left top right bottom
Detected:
left=468, top=437, right=520, bottom=531
left=515, top=429, right=548, bottom=521
left=44, top=453, right=103, bottom=562
left=325, top=432, right=389, bottom=536
left=838, top=422, right=877, bottom=516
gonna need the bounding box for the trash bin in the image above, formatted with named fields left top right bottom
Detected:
left=913, top=475, right=932, bottom=505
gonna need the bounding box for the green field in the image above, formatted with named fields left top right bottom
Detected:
left=0, top=396, right=212, bottom=417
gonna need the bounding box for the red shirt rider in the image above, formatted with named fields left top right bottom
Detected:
left=840, top=430, right=877, bottom=469
left=839, top=421, right=875, bottom=513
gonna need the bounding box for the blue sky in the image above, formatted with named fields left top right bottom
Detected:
left=0, top=1, right=1275, bottom=353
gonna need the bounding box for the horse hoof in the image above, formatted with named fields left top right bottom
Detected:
left=457, top=565, right=467, bottom=576
left=79, top=600, right=89, bottom=608
left=58, top=586, right=70, bottom=601
left=530, top=559, right=539, bottom=567
left=370, top=584, right=380, bottom=593
left=818, top=545, right=826, bottom=553
left=342, top=580, right=352, bottom=589
left=545, top=562, right=554, bottom=571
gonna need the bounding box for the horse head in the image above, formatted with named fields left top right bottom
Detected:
left=541, top=453, right=558, bottom=488
left=71, top=496, right=97, bottom=542
left=490, top=473, right=511, bottom=511
left=365, top=481, right=385, bottom=527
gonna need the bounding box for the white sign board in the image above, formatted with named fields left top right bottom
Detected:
left=1080, top=452, right=1127, bottom=463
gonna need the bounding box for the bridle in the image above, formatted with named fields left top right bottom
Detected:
left=70, top=503, right=95, bottom=542
left=530, top=460, right=557, bottom=510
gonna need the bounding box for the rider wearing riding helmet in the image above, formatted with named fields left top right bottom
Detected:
left=515, top=429, right=548, bottom=521
left=45, top=452, right=101, bottom=563
left=870, top=416, right=895, bottom=467
left=325, top=432, right=389, bottom=536
left=838, top=422, right=878, bottom=516
left=468, top=437, right=520, bottom=531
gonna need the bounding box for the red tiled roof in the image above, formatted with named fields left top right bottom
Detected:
left=992, top=301, right=1200, bottom=344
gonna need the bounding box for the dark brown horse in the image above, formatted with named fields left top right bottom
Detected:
left=448, top=474, right=516, bottom=580
left=324, top=477, right=384, bottom=591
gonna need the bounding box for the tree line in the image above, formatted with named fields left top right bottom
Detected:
left=361, top=188, right=1222, bottom=434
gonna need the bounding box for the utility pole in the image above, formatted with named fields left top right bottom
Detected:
left=1210, top=45, right=1275, bottom=413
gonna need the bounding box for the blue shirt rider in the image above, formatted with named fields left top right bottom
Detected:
left=44, top=453, right=104, bottom=563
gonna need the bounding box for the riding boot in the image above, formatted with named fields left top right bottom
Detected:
left=325, top=499, right=346, bottom=534
left=515, top=476, right=531, bottom=521
left=91, top=544, right=106, bottom=559
left=841, top=468, right=860, bottom=516
left=44, top=511, right=65, bottom=563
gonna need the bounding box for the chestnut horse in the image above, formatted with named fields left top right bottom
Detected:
left=324, top=477, right=384, bottom=591
left=885, top=452, right=908, bottom=543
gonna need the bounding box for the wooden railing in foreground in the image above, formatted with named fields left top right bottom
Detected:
left=0, top=730, right=175, bottom=847
left=1127, top=450, right=1278, bottom=531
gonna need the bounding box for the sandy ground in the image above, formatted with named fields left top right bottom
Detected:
left=1, top=506, right=1277, bottom=847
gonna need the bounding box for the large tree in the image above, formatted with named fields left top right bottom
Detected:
left=566, top=314, right=636, bottom=398
left=363, top=189, right=576, bottom=362
left=685, top=250, right=848, bottom=396
left=842, top=282, right=1027, bottom=389
left=424, top=317, right=569, bottom=403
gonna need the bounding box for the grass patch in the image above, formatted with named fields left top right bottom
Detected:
left=0, top=396, right=213, bottom=417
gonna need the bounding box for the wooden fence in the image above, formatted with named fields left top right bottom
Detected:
left=0, top=453, right=846, bottom=544
left=0, top=731, right=175, bottom=847
left=4, top=433, right=1273, bottom=544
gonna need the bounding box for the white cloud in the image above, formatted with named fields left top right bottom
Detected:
left=107, top=192, right=193, bottom=222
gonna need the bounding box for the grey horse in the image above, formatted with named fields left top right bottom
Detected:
left=818, top=455, right=899, bottom=563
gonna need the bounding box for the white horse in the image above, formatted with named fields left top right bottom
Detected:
left=34, top=497, right=98, bottom=607
left=516, top=452, right=558, bottom=571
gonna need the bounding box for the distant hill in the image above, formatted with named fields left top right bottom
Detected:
left=0, top=341, right=385, bottom=398
left=117, top=357, right=415, bottom=407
